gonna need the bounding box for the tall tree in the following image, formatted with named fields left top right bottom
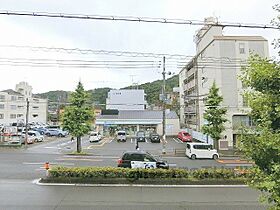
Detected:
left=240, top=55, right=280, bottom=209
left=202, top=82, right=227, bottom=150
left=62, top=82, right=94, bottom=153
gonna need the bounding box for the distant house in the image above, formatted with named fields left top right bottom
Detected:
left=0, top=82, right=47, bottom=125
left=95, top=110, right=179, bottom=136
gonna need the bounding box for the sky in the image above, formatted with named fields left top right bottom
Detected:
left=0, top=0, right=279, bottom=93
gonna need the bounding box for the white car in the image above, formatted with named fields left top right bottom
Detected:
left=89, top=132, right=102, bottom=143
left=22, top=131, right=44, bottom=142
left=186, top=142, right=219, bottom=160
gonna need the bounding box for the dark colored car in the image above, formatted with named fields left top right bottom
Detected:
left=136, top=131, right=146, bottom=142
left=149, top=133, right=160, bottom=143
left=117, top=151, right=169, bottom=169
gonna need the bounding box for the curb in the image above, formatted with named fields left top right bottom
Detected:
left=33, top=178, right=248, bottom=188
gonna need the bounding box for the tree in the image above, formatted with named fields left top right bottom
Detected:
left=201, top=82, right=227, bottom=150
left=240, top=55, right=280, bottom=209
left=62, top=82, right=94, bottom=153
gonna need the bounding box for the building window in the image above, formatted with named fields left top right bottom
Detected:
left=242, top=96, right=248, bottom=107
left=11, top=95, right=17, bottom=101
left=239, top=43, right=245, bottom=54
left=18, top=96, right=24, bottom=101
left=32, top=114, right=38, bottom=118
left=0, top=95, right=5, bottom=101
left=17, top=105, right=24, bottom=109
left=0, top=113, right=4, bottom=119
left=10, top=114, right=17, bottom=119
left=232, top=115, right=254, bottom=130
left=10, top=105, right=17, bottom=110
left=17, top=114, right=24, bottom=118
left=32, top=106, right=39, bottom=110
left=0, top=104, right=4, bottom=109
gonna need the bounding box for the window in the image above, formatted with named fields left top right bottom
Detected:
left=131, top=154, right=144, bottom=161
left=11, top=95, right=17, bottom=101
left=10, top=105, right=17, bottom=110
left=32, top=114, right=38, bottom=118
left=144, top=155, right=156, bottom=162
left=17, top=105, right=24, bottom=109
left=239, top=43, right=245, bottom=54
left=0, top=104, right=4, bottom=109
left=33, top=106, right=39, bottom=110
left=232, top=115, right=254, bottom=129
left=17, top=114, right=23, bottom=118
left=0, top=113, right=4, bottom=119
left=10, top=114, right=16, bottom=119
left=242, top=96, right=248, bottom=107
left=0, top=95, right=5, bottom=101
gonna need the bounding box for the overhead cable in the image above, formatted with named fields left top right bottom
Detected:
left=0, top=10, right=279, bottom=29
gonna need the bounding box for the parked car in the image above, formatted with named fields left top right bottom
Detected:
left=148, top=133, right=160, bottom=143
left=136, top=131, right=146, bottom=142
left=31, top=127, right=47, bottom=135
left=116, top=130, right=126, bottom=142
left=117, top=151, right=169, bottom=169
left=185, top=142, right=219, bottom=160
left=20, top=134, right=35, bottom=144
left=44, top=129, right=68, bottom=137
left=26, top=131, right=44, bottom=142
left=89, top=131, right=102, bottom=143
left=178, top=131, right=192, bottom=142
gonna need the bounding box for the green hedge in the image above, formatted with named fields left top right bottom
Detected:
left=49, top=166, right=252, bottom=181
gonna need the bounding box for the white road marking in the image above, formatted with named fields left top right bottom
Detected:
left=109, top=139, right=113, bottom=143
left=44, top=146, right=61, bottom=149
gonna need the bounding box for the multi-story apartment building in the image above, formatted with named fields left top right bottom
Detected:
left=179, top=17, right=269, bottom=148
left=0, top=82, right=47, bottom=125
left=106, top=89, right=147, bottom=110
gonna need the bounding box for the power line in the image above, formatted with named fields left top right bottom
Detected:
left=0, top=10, right=279, bottom=30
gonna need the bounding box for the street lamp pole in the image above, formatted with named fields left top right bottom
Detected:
left=24, top=98, right=29, bottom=148
left=162, top=56, right=166, bottom=154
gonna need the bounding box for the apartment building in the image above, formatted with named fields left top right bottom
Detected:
left=0, top=82, right=47, bottom=125
left=106, top=89, right=147, bottom=110
left=179, top=17, right=269, bottom=148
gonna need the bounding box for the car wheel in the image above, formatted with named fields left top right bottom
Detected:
left=191, top=154, right=196, bottom=160
left=213, top=154, right=218, bottom=160
left=58, top=133, right=63, bottom=137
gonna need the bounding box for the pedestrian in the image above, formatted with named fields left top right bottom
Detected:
left=71, top=136, right=74, bottom=142
left=135, top=139, right=139, bottom=150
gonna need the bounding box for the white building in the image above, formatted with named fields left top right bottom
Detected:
left=106, top=89, right=147, bottom=110
left=0, top=82, right=47, bottom=125
left=179, top=17, right=269, bottom=149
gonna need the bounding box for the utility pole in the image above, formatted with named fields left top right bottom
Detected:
left=162, top=56, right=166, bottom=154
left=25, top=98, right=29, bottom=148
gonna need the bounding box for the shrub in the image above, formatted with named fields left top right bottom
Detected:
left=48, top=166, right=252, bottom=181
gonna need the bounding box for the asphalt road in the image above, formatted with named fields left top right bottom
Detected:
left=0, top=136, right=261, bottom=210
left=0, top=181, right=266, bottom=210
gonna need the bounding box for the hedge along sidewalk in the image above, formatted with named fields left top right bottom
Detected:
left=41, top=166, right=253, bottom=185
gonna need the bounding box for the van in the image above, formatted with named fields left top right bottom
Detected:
left=89, top=131, right=102, bottom=143
left=116, top=130, right=126, bottom=142
left=185, top=142, right=219, bottom=160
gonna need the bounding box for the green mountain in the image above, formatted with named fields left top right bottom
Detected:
left=36, top=75, right=179, bottom=106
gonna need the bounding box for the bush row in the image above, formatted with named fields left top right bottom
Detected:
left=49, top=166, right=253, bottom=180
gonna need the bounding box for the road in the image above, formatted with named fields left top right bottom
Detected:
left=0, top=136, right=260, bottom=210
left=0, top=181, right=265, bottom=210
